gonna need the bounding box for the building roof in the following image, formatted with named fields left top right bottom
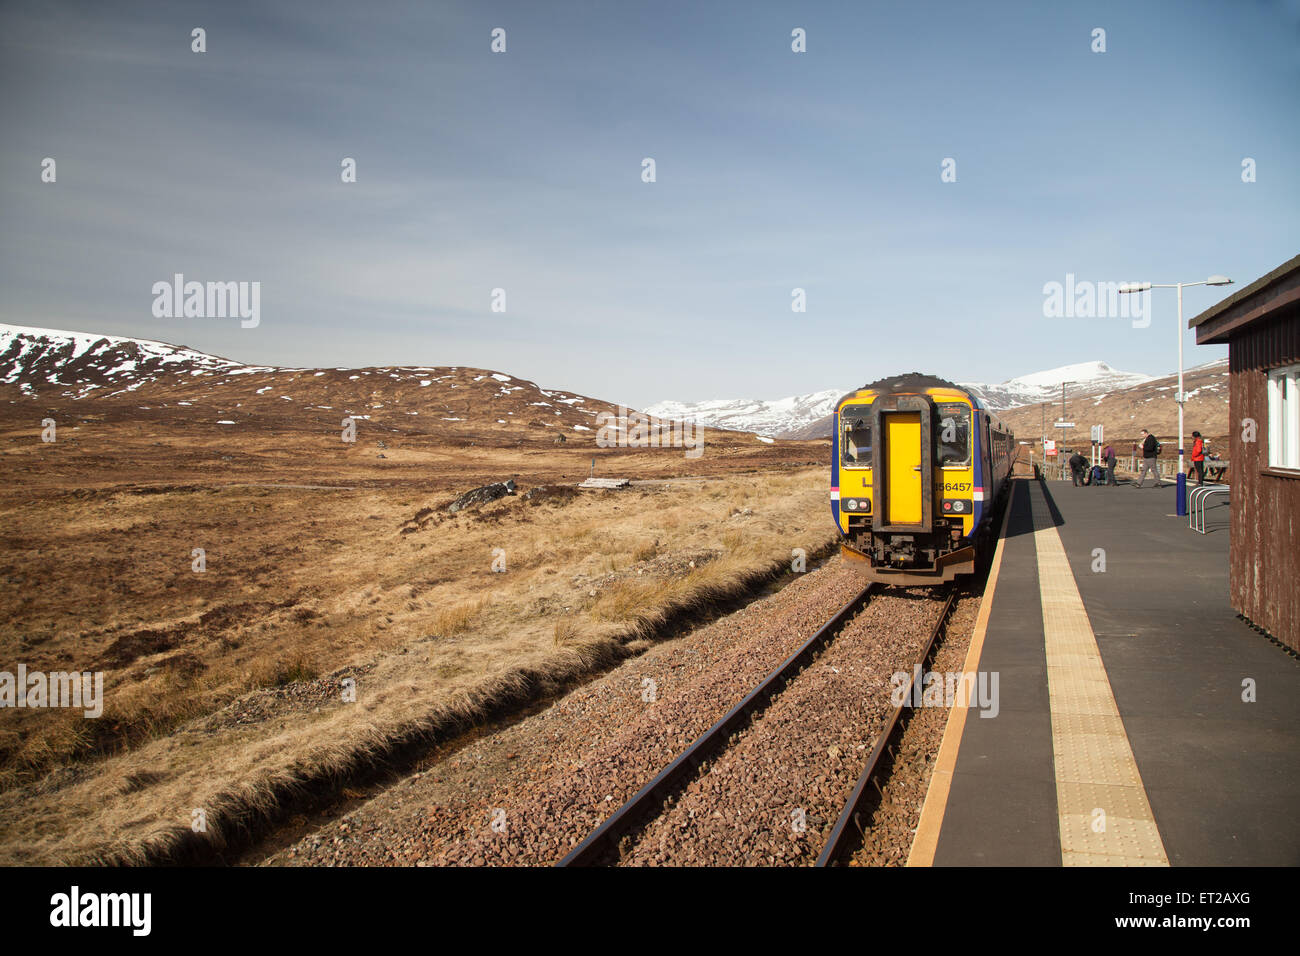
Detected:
left=1190, top=253, right=1300, bottom=344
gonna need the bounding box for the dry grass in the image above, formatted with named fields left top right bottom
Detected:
left=633, top=539, right=659, bottom=562
left=248, top=653, right=320, bottom=690
left=552, top=616, right=580, bottom=647
left=0, top=456, right=835, bottom=865
left=430, top=597, right=489, bottom=637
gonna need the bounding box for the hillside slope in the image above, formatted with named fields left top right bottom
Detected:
left=997, top=360, right=1229, bottom=446
left=780, top=360, right=1226, bottom=442
left=650, top=361, right=1153, bottom=439
left=0, top=323, right=618, bottom=442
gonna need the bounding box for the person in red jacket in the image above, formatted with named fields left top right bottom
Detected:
left=1190, top=430, right=1206, bottom=486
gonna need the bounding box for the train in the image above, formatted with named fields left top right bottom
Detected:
left=831, top=373, right=1015, bottom=585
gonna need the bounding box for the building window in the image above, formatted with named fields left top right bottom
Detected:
left=1267, top=363, right=1300, bottom=470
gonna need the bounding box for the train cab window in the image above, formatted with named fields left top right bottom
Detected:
left=841, top=405, right=872, bottom=467
left=935, top=404, right=970, bottom=465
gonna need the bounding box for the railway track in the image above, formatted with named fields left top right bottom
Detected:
left=558, top=582, right=959, bottom=867
left=818, top=585, right=957, bottom=865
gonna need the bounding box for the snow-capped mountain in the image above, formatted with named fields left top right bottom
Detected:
left=7, top=324, right=1192, bottom=444
left=960, top=361, right=1152, bottom=412
left=0, top=322, right=613, bottom=434
left=996, top=359, right=1228, bottom=442
left=643, top=388, right=844, bottom=439
left=0, top=322, right=265, bottom=399
left=649, top=361, right=1154, bottom=438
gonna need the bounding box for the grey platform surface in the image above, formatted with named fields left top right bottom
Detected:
left=931, top=477, right=1300, bottom=866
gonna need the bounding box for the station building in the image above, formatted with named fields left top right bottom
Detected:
left=1190, top=253, right=1300, bottom=652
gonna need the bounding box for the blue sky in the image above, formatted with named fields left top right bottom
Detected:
left=2, top=0, right=1297, bottom=408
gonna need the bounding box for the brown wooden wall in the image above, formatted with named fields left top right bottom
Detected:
left=1228, top=311, right=1300, bottom=652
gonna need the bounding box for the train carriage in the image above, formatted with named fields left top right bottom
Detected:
left=832, top=373, right=1014, bottom=585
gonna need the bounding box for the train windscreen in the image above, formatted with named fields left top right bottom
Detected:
left=936, top=404, right=970, bottom=465
left=841, top=404, right=872, bottom=466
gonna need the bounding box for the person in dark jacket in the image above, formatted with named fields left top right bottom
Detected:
left=1102, top=443, right=1117, bottom=486
left=1190, top=430, right=1206, bottom=486
left=1068, top=451, right=1088, bottom=486
left=1134, top=429, right=1161, bottom=487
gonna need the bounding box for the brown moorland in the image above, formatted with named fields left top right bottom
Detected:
left=0, top=336, right=835, bottom=865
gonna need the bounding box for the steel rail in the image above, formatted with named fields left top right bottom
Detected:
left=815, top=585, right=958, bottom=866
left=557, top=583, right=876, bottom=867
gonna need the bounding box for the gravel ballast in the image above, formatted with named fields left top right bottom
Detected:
left=271, top=559, right=867, bottom=865
left=619, top=588, right=957, bottom=865
left=267, top=559, right=984, bottom=867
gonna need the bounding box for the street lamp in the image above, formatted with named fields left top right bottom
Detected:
left=1056, top=381, right=1074, bottom=477
left=1118, top=274, right=1234, bottom=516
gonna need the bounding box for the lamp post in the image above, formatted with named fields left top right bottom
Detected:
left=1118, top=275, right=1234, bottom=516
left=1041, top=402, right=1046, bottom=468
left=1057, top=382, right=1073, bottom=476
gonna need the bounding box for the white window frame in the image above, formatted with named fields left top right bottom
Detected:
left=1267, top=362, right=1300, bottom=471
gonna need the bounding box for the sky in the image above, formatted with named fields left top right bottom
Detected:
left=1, top=0, right=1297, bottom=408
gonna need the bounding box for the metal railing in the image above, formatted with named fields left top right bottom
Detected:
left=1035, top=457, right=1226, bottom=483
left=1040, top=460, right=1118, bottom=483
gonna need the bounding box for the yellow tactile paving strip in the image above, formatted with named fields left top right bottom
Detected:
left=1029, top=483, right=1169, bottom=866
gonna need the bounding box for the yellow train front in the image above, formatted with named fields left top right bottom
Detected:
left=832, top=373, right=1014, bottom=585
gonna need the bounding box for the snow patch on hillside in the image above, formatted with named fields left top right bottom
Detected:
left=647, top=362, right=1155, bottom=438
left=645, top=388, right=844, bottom=438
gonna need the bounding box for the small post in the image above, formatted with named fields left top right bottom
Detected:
left=590, top=456, right=595, bottom=478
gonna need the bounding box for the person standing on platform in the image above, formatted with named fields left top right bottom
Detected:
left=1134, top=429, right=1161, bottom=487
left=1068, top=450, right=1088, bottom=486
left=1102, top=442, right=1117, bottom=486
left=1190, top=430, right=1206, bottom=486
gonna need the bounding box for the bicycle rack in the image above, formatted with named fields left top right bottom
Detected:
left=1188, top=484, right=1230, bottom=534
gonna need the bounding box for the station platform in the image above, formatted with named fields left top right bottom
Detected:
left=909, top=476, right=1300, bottom=867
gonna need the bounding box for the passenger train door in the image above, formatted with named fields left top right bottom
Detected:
left=884, top=411, right=923, bottom=524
